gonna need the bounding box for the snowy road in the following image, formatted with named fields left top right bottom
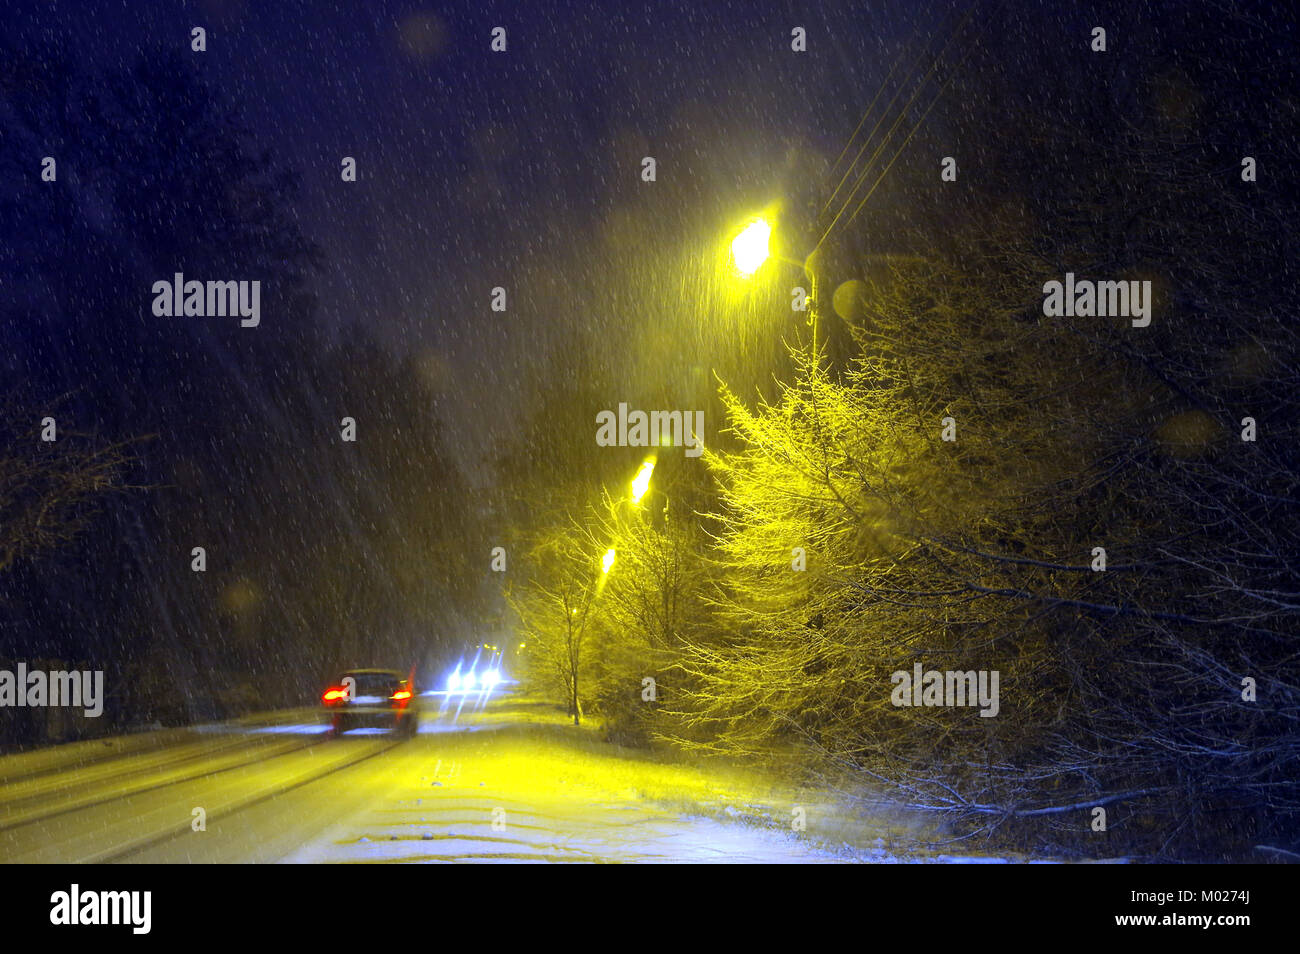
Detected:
left=2, top=693, right=879, bottom=863
left=276, top=700, right=849, bottom=864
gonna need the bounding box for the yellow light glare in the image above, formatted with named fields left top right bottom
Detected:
left=602, top=548, right=617, bottom=574
left=730, top=218, right=771, bottom=276
left=630, top=457, right=655, bottom=504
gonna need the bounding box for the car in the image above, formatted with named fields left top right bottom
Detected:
left=322, top=668, right=419, bottom=738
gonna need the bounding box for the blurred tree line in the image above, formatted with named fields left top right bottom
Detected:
left=0, top=43, right=483, bottom=739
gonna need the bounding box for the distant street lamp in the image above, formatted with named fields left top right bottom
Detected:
left=629, top=456, right=655, bottom=505
left=601, top=547, right=617, bottom=574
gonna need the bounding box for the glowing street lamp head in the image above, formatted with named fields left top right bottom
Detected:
left=630, top=457, right=655, bottom=504
left=731, top=218, right=771, bottom=277
left=602, top=547, right=617, bottom=574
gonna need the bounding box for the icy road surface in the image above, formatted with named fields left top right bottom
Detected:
left=1, top=692, right=1032, bottom=863
left=278, top=701, right=847, bottom=864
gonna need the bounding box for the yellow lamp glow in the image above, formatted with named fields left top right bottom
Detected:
left=602, top=548, right=617, bottom=574
left=630, top=457, right=656, bottom=504
left=730, top=218, right=771, bottom=276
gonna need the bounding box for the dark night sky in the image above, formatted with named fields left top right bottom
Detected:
left=6, top=0, right=970, bottom=452
left=6, top=0, right=1282, bottom=461
left=19, top=0, right=901, bottom=303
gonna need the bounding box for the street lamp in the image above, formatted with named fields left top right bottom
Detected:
left=728, top=213, right=823, bottom=356
left=601, top=547, right=617, bottom=574
left=629, top=456, right=655, bottom=505
left=730, top=217, right=772, bottom=277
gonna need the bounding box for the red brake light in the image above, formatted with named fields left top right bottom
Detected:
left=322, top=687, right=348, bottom=703
left=390, top=689, right=412, bottom=701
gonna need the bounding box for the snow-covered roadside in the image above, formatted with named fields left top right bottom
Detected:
left=279, top=697, right=1062, bottom=863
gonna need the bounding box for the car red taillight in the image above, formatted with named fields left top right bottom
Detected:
left=322, top=687, right=348, bottom=704
left=390, top=689, right=412, bottom=703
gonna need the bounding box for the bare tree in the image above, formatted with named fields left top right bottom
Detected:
left=0, top=398, right=134, bottom=576
left=508, top=519, right=615, bottom=725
